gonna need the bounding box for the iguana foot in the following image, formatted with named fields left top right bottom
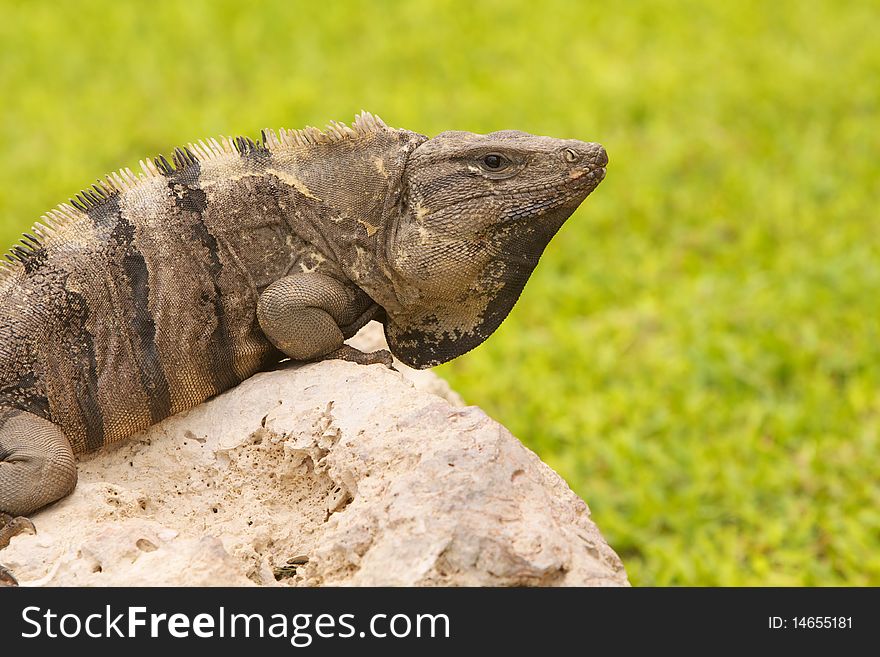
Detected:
left=0, top=563, right=18, bottom=586
left=0, top=512, right=36, bottom=549
left=324, top=345, right=395, bottom=369
left=0, top=513, right=31, bottom=587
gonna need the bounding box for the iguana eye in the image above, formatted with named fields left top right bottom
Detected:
left=482, top=153, right=509, bottom=170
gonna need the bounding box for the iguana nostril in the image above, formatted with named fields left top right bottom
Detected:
left=570, top=143, right=607, bottom=169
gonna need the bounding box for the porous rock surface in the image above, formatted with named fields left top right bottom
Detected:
left=1, top=323, right=628, bottom=586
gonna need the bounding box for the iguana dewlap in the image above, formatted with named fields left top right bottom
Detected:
left=0, top=113, right=606, bottom=570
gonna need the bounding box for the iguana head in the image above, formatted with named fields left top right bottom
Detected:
left=384, top=128, right=607, bottom=368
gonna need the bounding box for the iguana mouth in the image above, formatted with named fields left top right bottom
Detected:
left=566, top=166, right=606, bottom=193
left=571, top=167, right=605, bottom=180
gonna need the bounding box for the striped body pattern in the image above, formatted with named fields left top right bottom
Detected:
left=0, top=112, right=607, bottom=562
left=0, top=113, right=418, bottom=453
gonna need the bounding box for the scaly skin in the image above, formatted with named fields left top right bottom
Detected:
left=0, top=112, right=606, bottom=584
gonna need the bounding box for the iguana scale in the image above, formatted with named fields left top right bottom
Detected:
left=0, top=112, right=606, bottom=583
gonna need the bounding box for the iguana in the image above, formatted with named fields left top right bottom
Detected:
left=0, top=112, right=607, bottom=583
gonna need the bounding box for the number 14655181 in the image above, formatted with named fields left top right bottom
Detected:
left=768, top=617, right=852, bottom=630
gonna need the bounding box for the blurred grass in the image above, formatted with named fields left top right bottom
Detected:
left=1, top=0, right=878, bottom=585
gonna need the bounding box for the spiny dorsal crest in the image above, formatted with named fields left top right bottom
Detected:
left=265, top=111, right=388, bottom=149
left=0, top=111, right=390, bottom=283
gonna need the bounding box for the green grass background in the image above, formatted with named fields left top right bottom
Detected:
left=1, top=0, right=877, bottom=585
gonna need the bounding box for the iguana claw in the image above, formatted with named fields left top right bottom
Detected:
left=0, top=563, right=18, bottom=586
left=0, top=513, right=32, bottom=587
left=0, top=512, right=36, bottom=550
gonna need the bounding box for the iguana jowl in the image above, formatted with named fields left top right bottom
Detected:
left=0, top=112, right=606, bottom=575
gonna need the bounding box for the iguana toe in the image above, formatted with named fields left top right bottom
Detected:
left=0, top=563, right=18, bottom=586
left=0, top=512, right=36, bottom=550
left=325, top=345, right=395, bottom=369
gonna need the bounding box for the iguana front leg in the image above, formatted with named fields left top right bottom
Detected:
left=0, top=409, right=77, bottom=586
left=257, top=273, right=392, bottom=367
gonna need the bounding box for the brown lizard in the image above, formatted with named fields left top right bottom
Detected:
left=0, top=112, right=606, bottom=583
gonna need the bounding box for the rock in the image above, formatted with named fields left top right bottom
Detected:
left=0, top=323, right=628, bottom=586
left=347, top=321, right=465, bottom=406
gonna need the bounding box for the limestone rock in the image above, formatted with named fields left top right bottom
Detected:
left=1, top=324, right=628, bottom=586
